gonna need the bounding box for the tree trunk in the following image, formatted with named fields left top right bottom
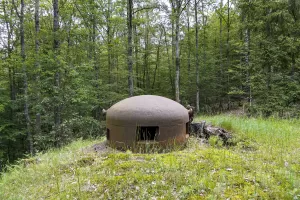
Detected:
left=245, top=23, right=251, bottom=107
left=127, top=0, right=134, bottom=96
left=289, top=0, right=299, bottom=81
left=162, top=24, right=174, bottom=92
left=187, top=3, right=191, bottom=84
left=53, top=0, right=61, bottom=146
left=202, top=0, right=206, bottom=86
left=35, top=0, right=40, bottom=82
left=226, top=0, right=230, bottom=109
left=3, top=0, right=16, bottom=120
left=107, top=0, right=112, bottom=84
left=90, top=0, right=98, bottom=86
left=134, top=21, right=139, bottom=88
left=219, top=0, right=223, bottom=109
left=144, top=11, right=150, bottom=90
left=34, top=0, right=40, bottom=147
left=219, top=0, right=223, bottom=72
left=174, top=4, right=180, bottom=103
left=20, top=0, right=33, bottom=155
left=152, top=29, right=163, bottom=89
left=90, top=0, right=100, bottom=120
left=195, top=0, right=200, bottom=112
left=171, top=2, right=175, bottom=92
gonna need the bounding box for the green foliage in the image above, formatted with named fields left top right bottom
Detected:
left=1, top=0, right=300, bottom=171
left=219, top=120, right=233, bottom=131
left=60, top=116, right=103, bottom=140
left=208, top=135, right=224, bottom=147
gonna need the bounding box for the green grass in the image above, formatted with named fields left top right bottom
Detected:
left=1, top=115, right=300, bottom=199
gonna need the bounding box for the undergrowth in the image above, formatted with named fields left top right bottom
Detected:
left=0, top=115, right=299, bottom=199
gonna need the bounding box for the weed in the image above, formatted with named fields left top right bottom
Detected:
left=208, top=136, right=223, bottom=148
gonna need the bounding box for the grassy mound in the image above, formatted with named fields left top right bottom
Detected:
left=1, top=116, right=300, bottom=199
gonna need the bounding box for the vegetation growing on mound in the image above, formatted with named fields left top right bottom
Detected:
left=0, top=116, right=299, bottom=199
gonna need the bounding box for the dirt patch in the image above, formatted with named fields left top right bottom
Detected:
left=130, top=156, right=145, bottom=162
left=85, top=141, right=114, bottom=154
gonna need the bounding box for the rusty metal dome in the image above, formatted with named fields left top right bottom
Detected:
left=107, top=95, right=189, bottom=127
left=106, top=95, right=189, bottom=150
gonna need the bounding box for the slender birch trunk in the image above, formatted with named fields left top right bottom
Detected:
left=195, top=0, right=200, bottom=112
left=127, top=0, right=134, bottom=96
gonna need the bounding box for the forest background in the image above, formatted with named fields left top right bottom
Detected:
left=0, top=0, right=299, bottom=170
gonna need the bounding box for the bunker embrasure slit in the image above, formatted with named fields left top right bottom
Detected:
left=106, top=129, right=110, bottom=140
left=136, top=126, right=159, bottom=141
left=186, top=122, right=189, bottom=135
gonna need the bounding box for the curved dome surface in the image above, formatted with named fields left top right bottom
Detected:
left=107, top=95, right=189, bottom=126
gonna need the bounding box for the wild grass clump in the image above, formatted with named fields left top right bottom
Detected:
left=0, top=115, right=300, bottom=199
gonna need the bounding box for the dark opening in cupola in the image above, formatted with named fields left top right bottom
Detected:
left=136, top=126, right=159, bottom=141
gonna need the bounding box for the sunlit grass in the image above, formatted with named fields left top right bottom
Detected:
left=0, top=115, right=299, bottom=199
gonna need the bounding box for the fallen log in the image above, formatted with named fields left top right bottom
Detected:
left=189, top=121, right=232, bottom=144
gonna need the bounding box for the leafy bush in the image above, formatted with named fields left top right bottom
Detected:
left=59, top=116, right=104, bottom=142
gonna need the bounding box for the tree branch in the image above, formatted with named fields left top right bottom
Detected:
left=215, top=9, right=228, bottom=25
left=12, top=0, right=20, bottom=19
left=179, top=0, right=191, bottom=16
left=73, top=0, right=92, bottom=31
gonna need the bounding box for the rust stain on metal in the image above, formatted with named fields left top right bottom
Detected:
left=106, top=95, right=189, bottom=150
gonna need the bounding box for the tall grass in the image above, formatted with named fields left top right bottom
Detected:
left=0, top=116, right=299, bottom=199
left=202, top=115, right=300, bottom=148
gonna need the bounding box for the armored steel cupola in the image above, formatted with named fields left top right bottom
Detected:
left=106, top=95, right=189, bottom=150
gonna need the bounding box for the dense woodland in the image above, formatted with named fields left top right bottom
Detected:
left=0, top=0, right=299, bottom=169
